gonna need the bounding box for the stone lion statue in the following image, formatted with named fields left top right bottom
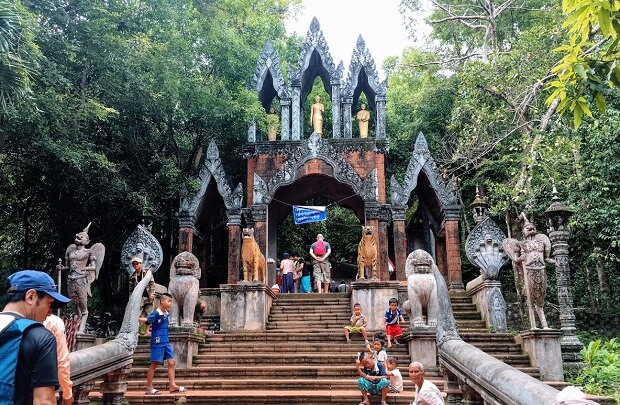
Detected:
left=168, top=251, right=201, bottom=327
left=241, top=228, right=266, bottom=283
left=357, top=225, right=378, bottom=279
left=403, top=249, right=439, bottom=327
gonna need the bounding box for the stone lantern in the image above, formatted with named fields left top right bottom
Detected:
left=543, top=185, right=584, bottom=370
left=470, top=185, right=488, bottom=224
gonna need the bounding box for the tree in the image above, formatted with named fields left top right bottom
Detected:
left=0, top=0, right=37, bottom=111
left=547, top=0, right=620, bottom=128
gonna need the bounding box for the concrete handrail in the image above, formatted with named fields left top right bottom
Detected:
left=433, top=267, right=560, bottom=405
left=69, top=270, right=153, bottom=385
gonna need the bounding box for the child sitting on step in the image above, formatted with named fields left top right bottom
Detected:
left=383, top=297, right=405, bottom=348
left=356, top=352, right=389, bottom=405
left=344, top=303, right=370, bottom=344
left=385, top=356, right=403, bottom=393
left=366, top=336, right=388, bottom=368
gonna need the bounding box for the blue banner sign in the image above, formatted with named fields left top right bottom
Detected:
left=293, top=206, right=327, bottom=225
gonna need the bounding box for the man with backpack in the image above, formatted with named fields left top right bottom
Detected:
left=309, top=233, right=332, bottom=293
left=1, top=270, right=71, bottom=404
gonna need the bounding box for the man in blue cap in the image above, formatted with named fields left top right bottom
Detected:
left=1, top=269, right=71, bottom=405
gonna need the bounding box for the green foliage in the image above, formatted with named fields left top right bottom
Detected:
left=571, top=338, right=620, bottom=401
left=0, top=0, right=38, bottom=111
left=0, top=0, right=294, bottom=318
left=548, top=0, right=620, bottom=128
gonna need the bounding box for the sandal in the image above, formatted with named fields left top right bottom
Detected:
left=145, top=388, right=160, bottom=395
left=170, top=386, right=187, bottom=393
left=381, top=402, right=389, bottom=405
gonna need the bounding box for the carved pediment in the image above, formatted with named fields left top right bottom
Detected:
left=258, top=133, right=376, bottom=203
left=179, top=140, right=244, bottom=227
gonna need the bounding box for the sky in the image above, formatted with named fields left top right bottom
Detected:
left=285, top=0, right=425, bottom=76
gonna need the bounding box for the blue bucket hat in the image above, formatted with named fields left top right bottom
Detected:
left=8, top=270, right=71, bottom=309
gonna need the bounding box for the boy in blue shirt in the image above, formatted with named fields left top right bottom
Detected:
left=139, top=292, right=186, bottom=395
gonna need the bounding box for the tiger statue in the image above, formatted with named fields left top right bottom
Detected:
left=357, top=225, right=378, bottom=279
left=241, top=228, right=266, bottom=284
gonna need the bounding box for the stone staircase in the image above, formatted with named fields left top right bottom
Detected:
left=90, top=290, right=591, bottom=404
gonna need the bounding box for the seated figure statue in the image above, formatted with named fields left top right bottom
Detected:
left=403, top=249, right=439, bottom=328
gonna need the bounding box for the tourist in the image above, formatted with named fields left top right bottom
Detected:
left=409, top=361, right=443, bottom=405
left=291, top=252, right=303, bottom=293
left=140, top=292, right=186, bottom=395
left=129, top=256, right=156, bottom=335
left=44, top=314, right=74, bottom=404
left=344, top=303, right=370, bottom=344
left=337, top=280, right=350, bottom=292
left=279, top=253, right=294, bottom=294
left=309, top=233, right=331, bottom=293
left=1, top=270, right=71, bottom=404
left=356, top=351, right=389, bottom=405
left=384, top=297, right=405, bottom=348
left=299, top=256, right=313, bottom=293
left=385, top=356, right=403, bottom=393
left=310, top=95, right=325, bottom=134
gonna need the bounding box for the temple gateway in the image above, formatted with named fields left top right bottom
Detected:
left=177, top=18, right=463, bottom=290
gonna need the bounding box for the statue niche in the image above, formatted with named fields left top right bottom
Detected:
left=357, top=225, right=378, bottom=279
left=168, top=251, right=201, bottom=327
left=403, top=250, right=439, bottom=328
left=241, top=228, right=266, bottom=283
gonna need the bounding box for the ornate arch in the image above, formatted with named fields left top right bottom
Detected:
left=342, top=35, right=387, bottom=106
left=250, top=42, right=289, bottom=110
left=179, top=140, right=243, bottom=227
left=252, top=133, right=378, bottom=205
left=390, top=132, right=460, bottom=230
left=290, top=17, right=343, bottom=102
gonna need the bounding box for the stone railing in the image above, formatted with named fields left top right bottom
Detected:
left=433, top=268, right=560, bottom=405
left=69, top=270, right=153, bottom=403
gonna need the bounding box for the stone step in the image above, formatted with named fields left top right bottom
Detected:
left=266, top=321, right=395, bottom=329
left=193, top=343, right=409, bottom=353
left=111, top=377, right=437, bottom=392
left=92, top=388, right=419, bottom=405
left=190, top=352, right=412, bottom=366
left=267, top=314, right=354, bottom=322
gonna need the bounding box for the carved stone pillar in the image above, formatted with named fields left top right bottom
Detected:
left=280, top=98, right=291, bottom=140
left=543, top=187, right=583, bottom=371
left=435, top=232, right=448, bottom=282
left=291, top=83, right=301, bottom=140
left=247, top=121, right=256, bottom=142
left=343, top=97, right=353, bottom=138
left=331, top=81, right=341, bottom=138
left=249, top=205, right=267, bottom=246
left=375, top=95, right=386, bottom=139
left=378, top=205, right=391, bottom=281
left=178, top=227, right=194, bottom=254
left=227, top=209, right=242, bottom=284
left=445, top=220, right=464, bottom=290
left=392, top=206, right=407, bottom=280
left=73, top=379, right=95, bottom=405
left=100, top=364, right=131, bottom=405
left=196, top=237, right=209, bottom=286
